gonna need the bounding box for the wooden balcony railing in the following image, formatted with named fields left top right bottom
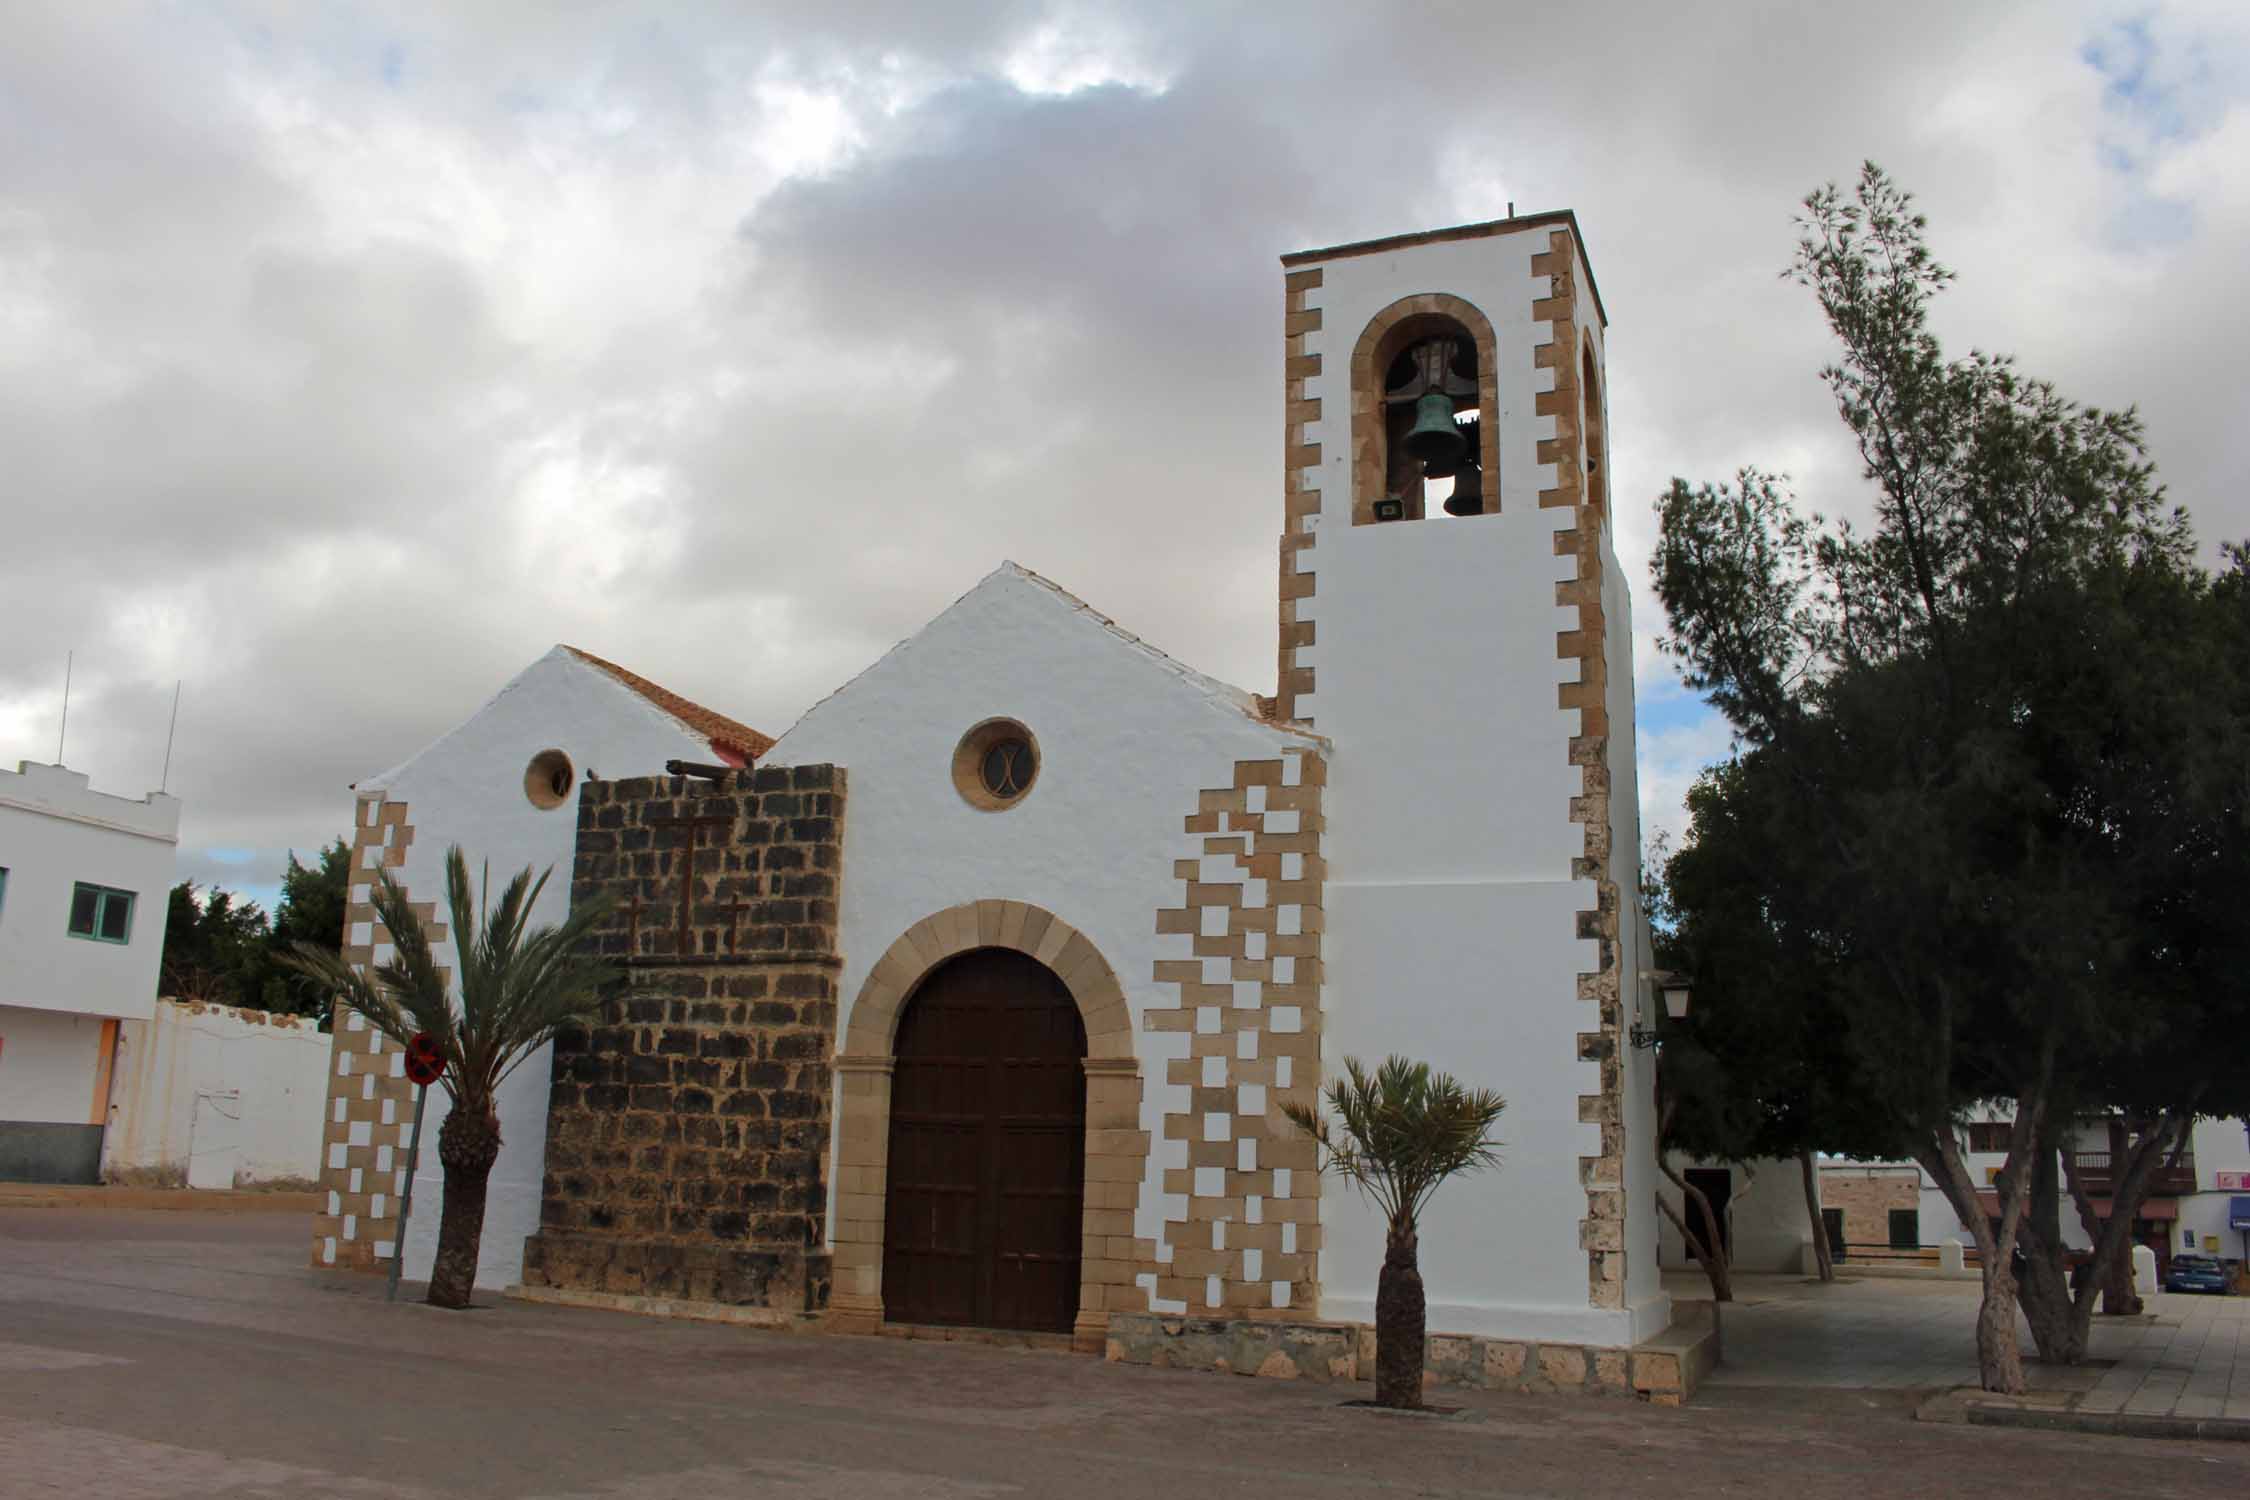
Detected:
left=2069, top=1150, right=2198, bottom=1197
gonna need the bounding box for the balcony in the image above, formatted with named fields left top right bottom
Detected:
left=2069, top=1150, right=2198, bottom=1197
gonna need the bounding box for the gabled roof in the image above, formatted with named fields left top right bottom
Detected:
left=774, top=560, right=1321, bottom=748
left=560, top=646, right=775, bottom=761
left=1002, top=563, right=1295, bottom=728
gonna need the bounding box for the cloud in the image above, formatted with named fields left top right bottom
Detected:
left=2, top=0, right=2245, bottom=889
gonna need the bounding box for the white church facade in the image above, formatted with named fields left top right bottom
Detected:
left=311, top=213, right=1709, bottom=1400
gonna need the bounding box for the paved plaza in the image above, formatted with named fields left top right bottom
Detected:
left=2, top=1207, right=2247, bottom=1498
left=1681, top=1269, right=2250, bottom=1423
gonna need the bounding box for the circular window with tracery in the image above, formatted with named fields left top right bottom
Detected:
left=952, top=719, right=1039, bottom=811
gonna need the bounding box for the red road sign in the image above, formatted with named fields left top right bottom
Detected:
left=404, top=1033, right=446, bottom=1088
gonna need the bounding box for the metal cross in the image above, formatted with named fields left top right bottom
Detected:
left=649, top=814, right=733, bottom=956
left=719, top=891, right=755, bottom=954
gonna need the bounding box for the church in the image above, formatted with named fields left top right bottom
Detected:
left=308, top=212, right=1712, bottom=1402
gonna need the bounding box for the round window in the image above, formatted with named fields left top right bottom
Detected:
left=524, top=749, right=574, bottom=810
left=952, top=719, right=1039, bottom=811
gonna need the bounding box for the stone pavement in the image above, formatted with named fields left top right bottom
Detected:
left=2079, top=1290, right=2250, bottom=1421
left=1681, top=1269, right=2250, bottom=1426
left=4, top=1213, right=2248, bottom=1498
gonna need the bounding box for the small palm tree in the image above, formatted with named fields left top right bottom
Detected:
left=284, top=847, right=617, bottom=1310
left=1283, top=1055, right=1506, bottom=1410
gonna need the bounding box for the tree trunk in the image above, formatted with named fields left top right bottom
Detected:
left=427, top=1104, right=501, bottom=1310
left=1915, top=1121, right=2035, bottom=1395
left=2060, top=1125, right=2141, bottom=1317
left=1975, top=1258, right=2027, bottom=1394
left=1799, top=1150, right=1835, bottom=1282
left=1374, top=1222, right=1426, bottom=1410
left=1658, top=1160, right=1733, bottom=1301
left=2014, top=1128, right=2086, bottom=1366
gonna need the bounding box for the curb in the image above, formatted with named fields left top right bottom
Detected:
left=1961, top=1402, right=2250, bottom=1443
left=1920, top=1390, right=2250, bottom=1443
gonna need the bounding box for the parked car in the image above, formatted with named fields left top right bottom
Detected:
left=2163, top=1254, right=2232, bottom=1295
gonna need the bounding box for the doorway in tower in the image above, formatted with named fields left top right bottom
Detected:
left=881, top=948, right=1087, bottom=1332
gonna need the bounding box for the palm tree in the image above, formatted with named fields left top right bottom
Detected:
left=284, top=847, right=617, bottom=1309
left=1283, top=1056, right=1506, bottom=1410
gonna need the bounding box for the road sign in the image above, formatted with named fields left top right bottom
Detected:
left=404, top=1033, right=446, bottom=1088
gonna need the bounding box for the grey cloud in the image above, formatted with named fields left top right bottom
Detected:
left=3, top=0, right=2244, bottom=898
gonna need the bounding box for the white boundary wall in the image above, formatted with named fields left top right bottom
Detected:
left=103, top=998, right=331, bottom=1186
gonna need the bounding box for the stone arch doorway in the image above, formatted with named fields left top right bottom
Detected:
left=883, top=948, right=1086, bottom=1332
left=828, top=901, right=1149, bottom=1351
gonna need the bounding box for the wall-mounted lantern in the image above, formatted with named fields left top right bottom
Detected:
left=1630, top=971, right=1690, bottom=1049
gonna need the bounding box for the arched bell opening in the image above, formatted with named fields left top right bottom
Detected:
left=1349, top=295, right=1502, bottom=526
left=1579, top=341, right=1608, bottom=519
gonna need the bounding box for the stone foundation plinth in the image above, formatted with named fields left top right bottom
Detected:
left=1104, top=1306, right=1718, bottom=1406
left=522, top=1228, right=831, bottom=1313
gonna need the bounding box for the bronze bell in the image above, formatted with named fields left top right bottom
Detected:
left=1443, top=458, right=1484, bottom=516
left=1402, top=392, right=1465, bottom=470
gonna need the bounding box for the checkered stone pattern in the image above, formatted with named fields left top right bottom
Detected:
left=309, top=794, right=446, bottom=1273
left=1529, top=226, right=1629, bottom=1310
left=1147, top=749, right=1325, bottom=1319
left=1274, top=269, right=1322, bottom=725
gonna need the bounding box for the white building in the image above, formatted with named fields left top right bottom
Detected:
left=0, top=760, right=180, bottom=1183
left=1917, top=1108, right=2250, bottom=1276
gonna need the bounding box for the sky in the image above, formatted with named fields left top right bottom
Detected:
left=3, top=1, right=2246, bottom=914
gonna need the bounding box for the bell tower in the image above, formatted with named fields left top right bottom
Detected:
left=1276, top=216, right=1668, bottom=1349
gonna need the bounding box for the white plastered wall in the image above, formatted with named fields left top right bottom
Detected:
left=1289, top=227, right=1660, bottom=1346
left=1656, top=1157, right=1811, bottom=1274
left=0, top=762, right=180, bottom=1023
left=350, top=647, right=718, bottom=1288
left=2180, top=1118, right=2250, bottom=1257
left=765, top=564, right=1317, bottom=1272
left=0, top=1004, right=104, bottom=1123
left=102, top=999, right=331, bottom=1186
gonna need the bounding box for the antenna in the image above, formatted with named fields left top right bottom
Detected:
left=160, top=680, right=182, bottom=793
left=56, top=652, right=72, bottom=765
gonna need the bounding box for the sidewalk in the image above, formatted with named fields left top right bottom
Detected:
left=0, top=1183, right=318, bottom=1213
left=1676, top=1269, right=2250, bottom=1438
left=2077, top=1292, right=2249, bottom=1421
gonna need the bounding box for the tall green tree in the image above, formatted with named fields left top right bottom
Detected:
left=283, top=847, right=618, bottom=1309
left=1651, top=164, right=2244, bottom=1393
left=1283, top=1056, right=1505, bottom=1410
left=160, top=882, right=274, bottom=1006
left=1647, top=817, right=1913, bottom=1297
left=268, top=839, right=352, bottom=1018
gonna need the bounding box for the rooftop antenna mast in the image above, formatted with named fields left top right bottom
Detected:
left=56, top=651, right=72, bottom=765
left=160, top=680, right=182, bottom=793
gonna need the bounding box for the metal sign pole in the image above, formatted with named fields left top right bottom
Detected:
left=386, top=1083, right=429, bottom=1303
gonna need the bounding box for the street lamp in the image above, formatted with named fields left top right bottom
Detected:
left=1630, top=972, right=1690, bottom=1050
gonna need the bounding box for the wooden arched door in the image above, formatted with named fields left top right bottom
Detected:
left=882, top=947, right=1086, bottom=1332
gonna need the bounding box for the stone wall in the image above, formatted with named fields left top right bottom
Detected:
left=1105, top=1308, right=1715, bottom=1407
left=520, top=766, right=845, bottom=1314
left=1821, top=1167, right=1922, bottom=1250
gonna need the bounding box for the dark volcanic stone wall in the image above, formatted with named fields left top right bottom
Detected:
left=521, top=764, right=845, bottom=1313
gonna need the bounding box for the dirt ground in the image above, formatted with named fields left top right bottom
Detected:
left=2, top=1206, right=2246, bottom=1498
